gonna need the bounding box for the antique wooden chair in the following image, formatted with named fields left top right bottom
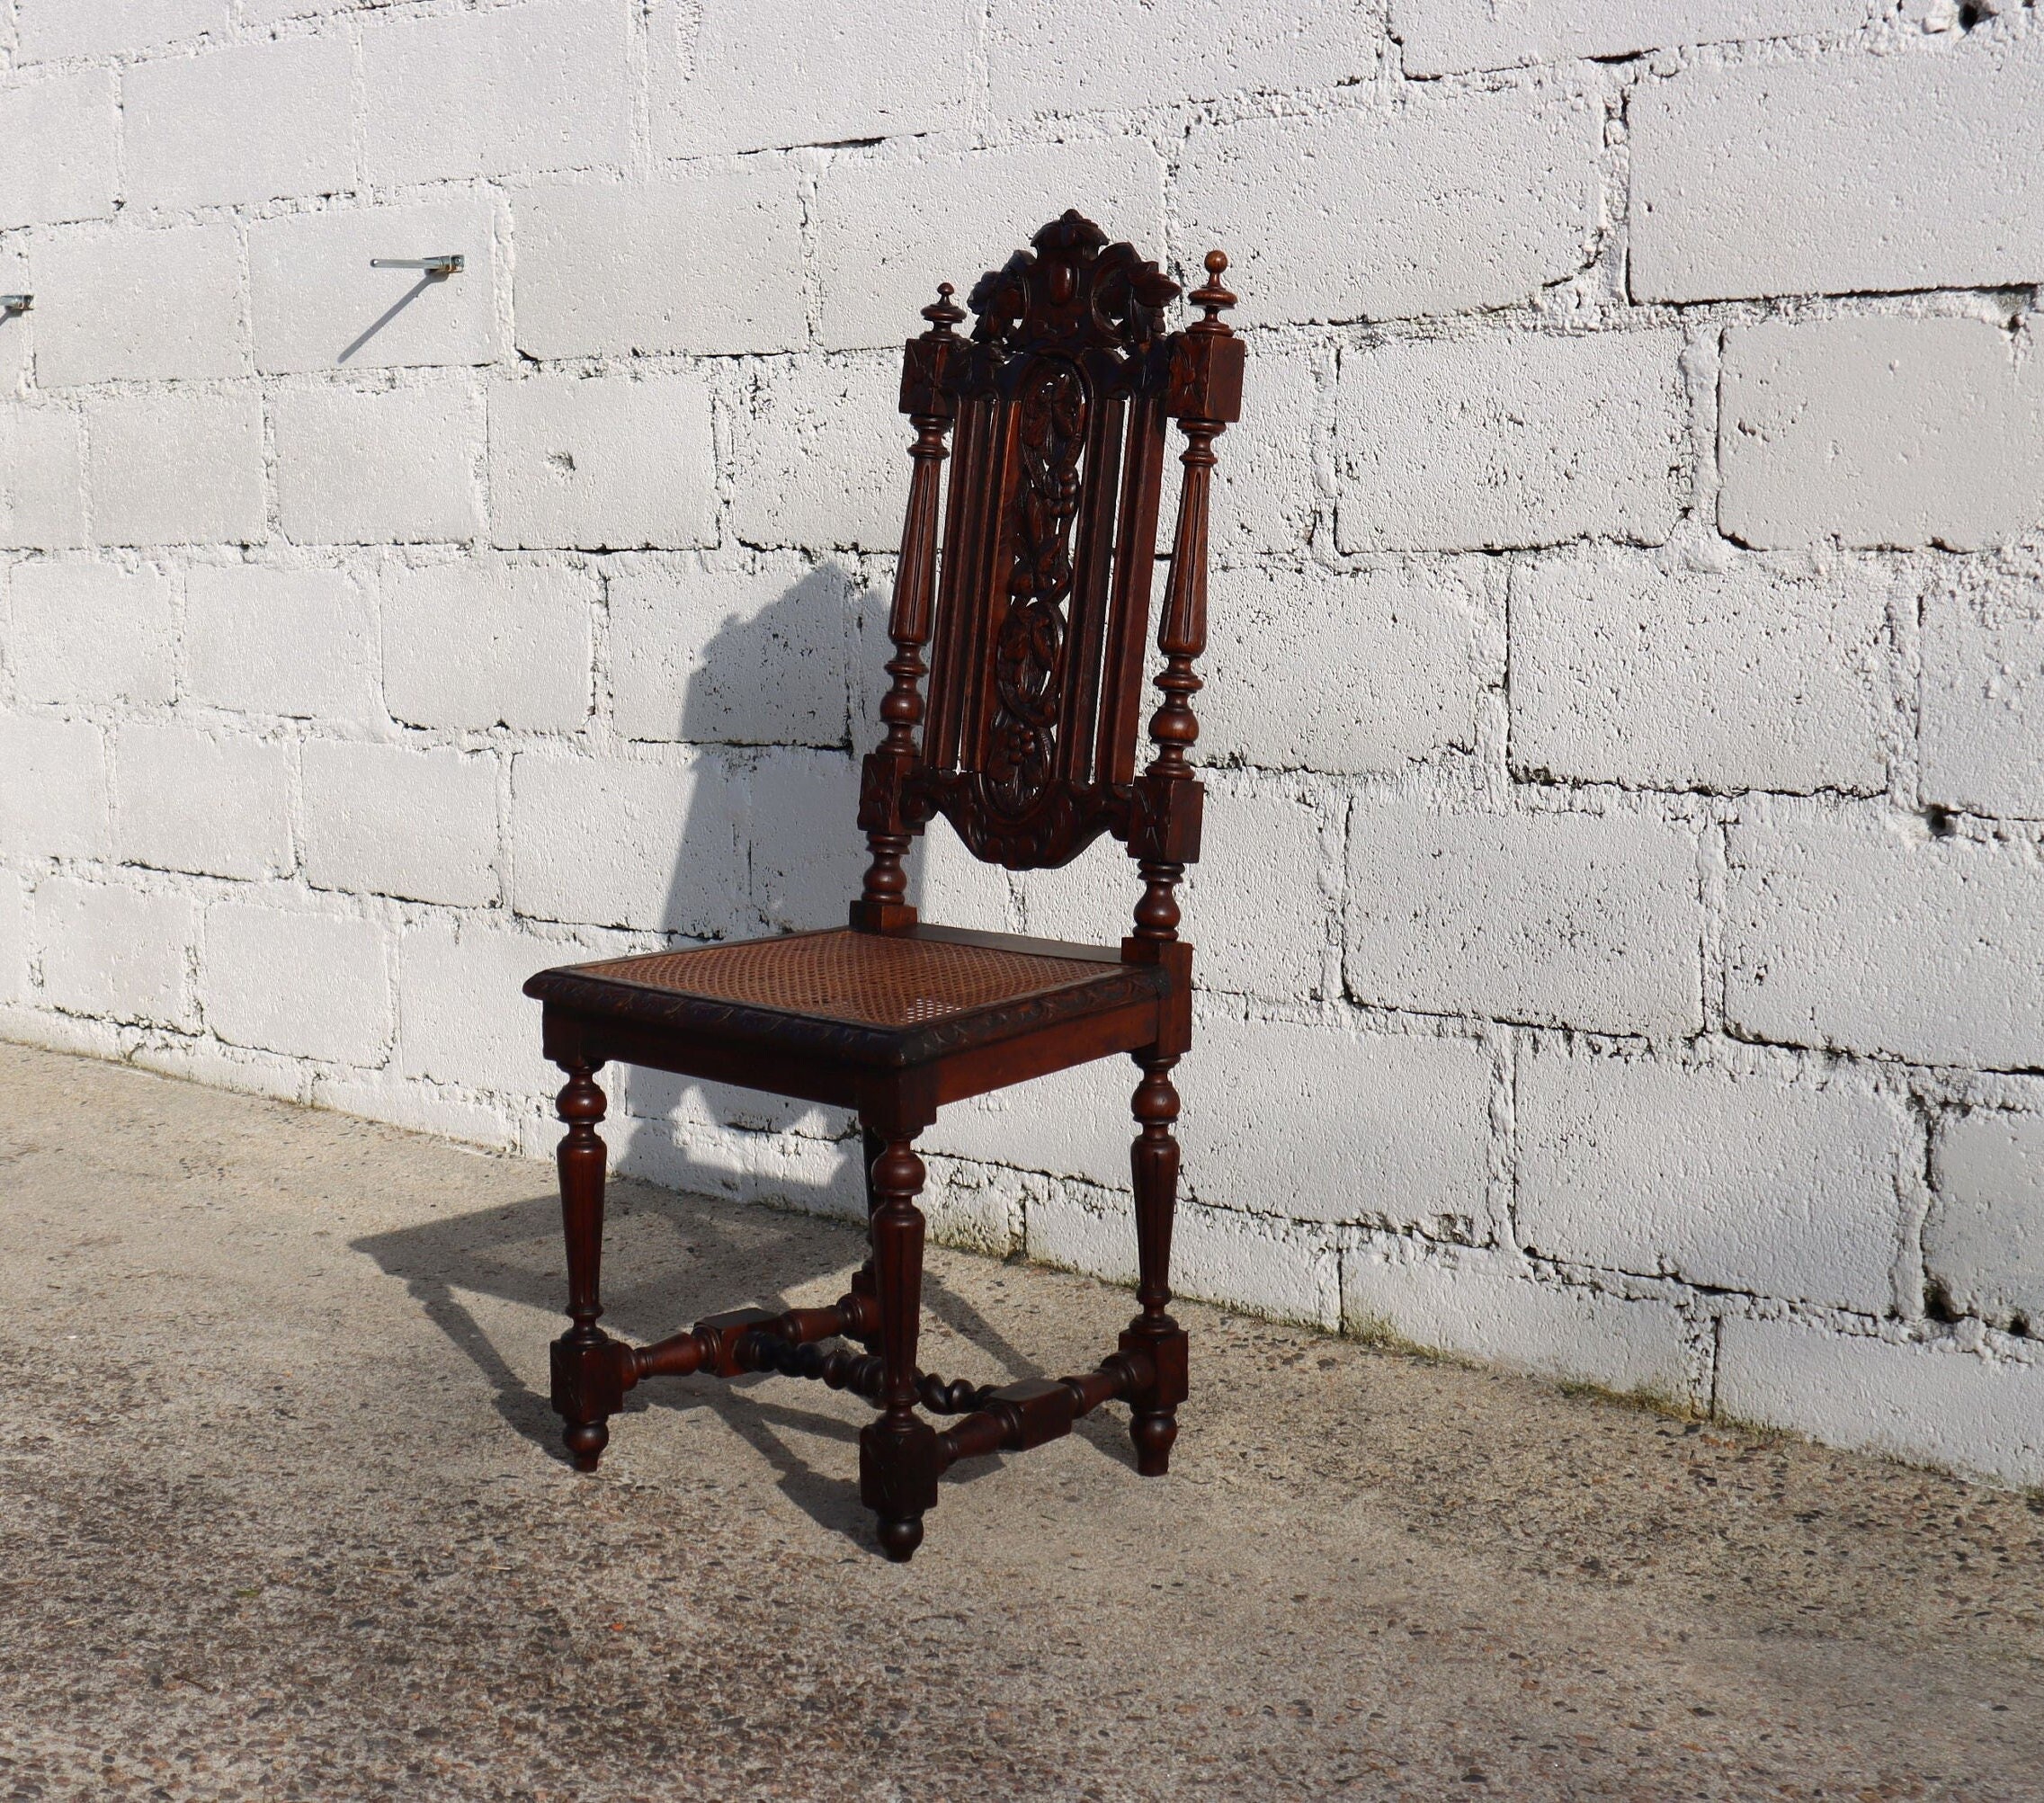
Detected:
left=522, top=211, right=1245, bottom=1561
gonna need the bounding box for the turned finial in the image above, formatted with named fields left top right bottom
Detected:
left=922, top=281, right=965, bottom=332
left=1190, top=250, right=1236, bottom=330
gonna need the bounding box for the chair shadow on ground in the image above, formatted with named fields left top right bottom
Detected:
left=357, top=561, right=1141, bottom=1552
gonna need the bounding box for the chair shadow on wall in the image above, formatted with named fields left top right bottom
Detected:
left=354, top=560, right=1090, bottom=1548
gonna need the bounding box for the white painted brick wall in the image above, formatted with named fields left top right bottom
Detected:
left=1345, top=804, right=1702, bottom=1038
left=1517, top=1042, right=1908, bottom=1313
left=125, top=34, right=356, bottom=213
left=0, top=717, right=110, bottom=860
left=362, top=0, right=632, bottom=187
left=4, top=0, right=2040, bottom=1489
left=1337, top=331, right=1688, bottom=553
left=116, top=725, right=293, bottom=882
left=1725, top=817, right=2044, bottom=1070
left=1392, top=0, right=1870, bottom=76
left=1718, top=317, right=2044, bottom=552
left=382, top=560, right=593, bottom=734
left=1631, top=37, right=2044, bottom=304
left=201, top=901, right=391, bottom=1065
left=516, top=171, right=807, bottom=361
left=0, top=70, right=118, bottom=229
left=33, top=877, right=196, bottom=1028
left=85, top=388, right=266, bottom=547
left=303, top=742, right=500, bottom=907
left=275, top=379, right=482, bottom=546
left=251, top=202, right=503, bottom=375
left=1175, top=89, right=1598, bottom=327
left=32, top=222, right=245, bottom=387
left=183, top=565, right=379, bottom=722
left=0, top=406, right=87, bottom=550
left=1510, top=549, right=1889, bottom=795
left=16, top=0, right=229, bottom=62
left=490, top=371, right=714, bottom=551
left=1929, top=1111, right=2044, bottom=1333
left=9, top=562, right=174, bottom=707
left=1919, top=580, right=2044, bottom=819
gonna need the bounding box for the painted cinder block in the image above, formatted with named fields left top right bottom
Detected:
left=1337, top=331, right=1688, bottom=553
left=489, top=371, right=715, bottom=551
left=1631, top=37, right=2044, bottom=304
left=302, top=741, right=500, bottom=907
left=1510, top=549, right=1889, bottom=795
left=515, top=168, right=807, bottom=360
left=1724, top=817, right=2044, bottom=1070
left=202, top=901, right=392, bottom=1066
left=647, top=0, right=974, bottom=160
left=509, top=746, right=739, bottom=935
left=0, top=70, right=118, bottom=229
left=251, top=201, right=502, bottom=374
left=8, top=561, right=174, bottom=707
left=1180, top=1013, right=1494, bottom=1234
left=363, top=0, right=631, bottom=186
left=16, top=0, right=229, bottom=60
left=1929, top=1110, right=2044, bottom=1334
left=85, top=388, right=266, bottom=547
left=0, top=870, right=23, bottom=1005
left=735, top=746, right=863, bottom=931
left=990, top=0, right=1371, bottom=114
left=610, top=556, right=851, bottom=748
left=1209, top=339, right=1318, bottom=561
left=810, top=139, right=1167, bottom=352
left=0, top=248, right=34, bottom=393
left=726, top=357, right=902, bottom=550
left=1201, top=563, right=1491, bottom=775
left=1174, top=88, right=1598, bottom=327
left=0, top=716, right=110, bottom=860
left=1344, top=803, right=1702, bottom=1038
left=115, top=725, right=292, bottom=881
left=381, top=559, right=593, bottom=733
left=183, top=565, right=380, bottom=723
left=275, top=379, right=482, bottom=546
left=124, top=32, right=355, bottom=211
left=33, top=877, right=196, bottom=1028
left=1714, top=1316, right=2043, bottom=1487
left=1178, top=781, right=1339, bottom=1000
left=397, top=915, right=593, bottom=1097
left=0, top=406, right=86, bottom=551
left=1392, top=0, right=1869, bottom=76
left=1518, top=1043, right=1909, bottom=1314
left=1342, top=1239, right=1695, bottom=1399
left=1921, top=588, right=2044, bottom=819
left=1718, top=317, right=2044, bottom=551
left=32, top=221, right=245, bottom=387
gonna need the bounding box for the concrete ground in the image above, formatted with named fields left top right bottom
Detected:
left=1, top=1043, right=2040, bottom=1801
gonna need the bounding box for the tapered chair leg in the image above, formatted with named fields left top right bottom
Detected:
left=858, top=1133, right=940, bottom=1561
left=1122, top=1051, right=1190, bottom=1476
left=549, top=1064, right=621, bottom=1472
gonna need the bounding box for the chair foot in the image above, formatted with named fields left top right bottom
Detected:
left=875, top=1513, right=925, bottom=1562
left=551, top=1329, right=624, bottom=1474
left=1130, top=1407, right=1177, bottom=1477
left=563, top=1418, right=609, bottom=1473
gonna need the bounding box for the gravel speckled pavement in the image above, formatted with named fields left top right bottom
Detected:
left=2, top=1041, right=2040, bottom=1800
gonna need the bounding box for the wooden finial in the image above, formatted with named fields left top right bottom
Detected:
left=1190, top=250, right=1236, bottom=330
left=922, top=281, right=965, bottom=332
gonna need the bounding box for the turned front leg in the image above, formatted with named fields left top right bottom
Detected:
left=858, top=1134, right=939, bottom=1561
left=549, top=1064, right=621, bottom=1472
left=1121, top=1052, right=1190, bottom=1476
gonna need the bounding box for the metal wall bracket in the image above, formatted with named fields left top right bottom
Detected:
left=369, top=254, right=463, bottom=276
left=0, top=294, right=31, bottom=316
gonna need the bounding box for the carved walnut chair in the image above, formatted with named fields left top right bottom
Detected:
left=522, top=212, right=1245, bottom=1561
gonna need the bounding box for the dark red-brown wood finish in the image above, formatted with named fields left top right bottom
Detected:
left=523, top=211, right=1245, bottom=1560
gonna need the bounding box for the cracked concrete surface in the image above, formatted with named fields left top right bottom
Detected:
left=1, top=1040, right=2040, bottom=1800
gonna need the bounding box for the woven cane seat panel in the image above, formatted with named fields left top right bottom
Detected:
left=578, top=930, right=1121, bottom=1030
